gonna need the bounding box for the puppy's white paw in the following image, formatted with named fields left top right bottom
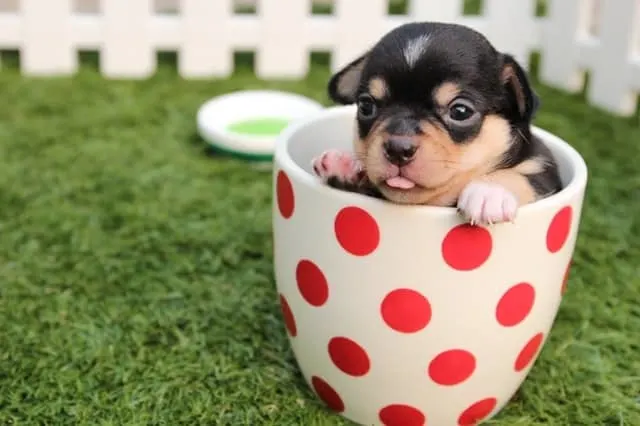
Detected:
left=457, top=181, right=519, bottom=226
left=311, top=150, right=362, bottom=183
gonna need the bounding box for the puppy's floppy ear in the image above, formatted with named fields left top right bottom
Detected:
left=327, top=53, right=368, bottom=104
left=500, top=53, right=540, bottom=121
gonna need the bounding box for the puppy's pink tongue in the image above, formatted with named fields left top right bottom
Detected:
left=386, top=176, right=416, bottom=189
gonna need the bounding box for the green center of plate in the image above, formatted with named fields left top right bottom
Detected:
left=226, top=117, right=290, bottom=136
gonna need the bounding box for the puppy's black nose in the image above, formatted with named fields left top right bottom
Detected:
left=383, top=137, right=418, bottom=166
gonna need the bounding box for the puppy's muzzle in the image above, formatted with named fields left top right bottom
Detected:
left=383, top=136, right=418, bottom=166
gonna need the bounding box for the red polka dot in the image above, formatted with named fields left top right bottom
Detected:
left=311, top=376, right=344, bottom=412
left=381, top=289, right=432, bottom=333
left=496, top=282, right=536, bottom=327
left=458, top=397, right=497, bottom=425
left=296, top=260, right=329, bottom=307
left=276, top=171, right=295, bottom=219
left=379, top=404, right=426, bottom=426
left=562, top=261, right=572, bottom=295
left=334, top=206, right=380, bottom=256
left=546, top=206, right=572, bottom=253
left=428, top=349, right=476, bottom=386
left=328, top=337, right=371, bottom=377
left=515, top=333, right=544, bottom=372
left=441, top=224, right=492, bottom=271
left=279, top=294, right=296, bottom=337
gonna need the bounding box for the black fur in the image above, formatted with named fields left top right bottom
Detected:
left=327, top=174, right=383, bottom=199
left=327, top=21, right=562, bottom=200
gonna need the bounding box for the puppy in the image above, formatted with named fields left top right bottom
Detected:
left=312, top=22, right=562, bottom=225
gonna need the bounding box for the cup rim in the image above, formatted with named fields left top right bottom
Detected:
left=274, top=105, right=588, bottom=216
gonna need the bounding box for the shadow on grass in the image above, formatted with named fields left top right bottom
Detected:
left=187, top=132, right=218, bottom=158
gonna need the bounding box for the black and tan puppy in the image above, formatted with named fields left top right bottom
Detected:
left=312, top=22, right=562, bottom=225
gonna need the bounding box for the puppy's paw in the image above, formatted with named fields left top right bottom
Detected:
left=311, top=150, right=362, bottom=184
left=457, top=181, right=519, bottom=226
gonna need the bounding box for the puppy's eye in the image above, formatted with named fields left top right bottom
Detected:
left=357, top=95, right=377, bottom=120
left=447, top=100, right=476, bottom=122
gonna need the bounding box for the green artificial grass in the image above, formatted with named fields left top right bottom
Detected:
left=0, top=48, right=638, bottom=425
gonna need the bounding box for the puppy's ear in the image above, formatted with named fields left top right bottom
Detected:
left=328, top=53, right=368, bottom=104
left=500, top=54, right=540, bottom=121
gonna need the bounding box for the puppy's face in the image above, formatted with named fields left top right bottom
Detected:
left=328, top=22, right=539, bottom=205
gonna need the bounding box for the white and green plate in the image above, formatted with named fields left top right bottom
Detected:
left=197, top=90, right=324, bottom=161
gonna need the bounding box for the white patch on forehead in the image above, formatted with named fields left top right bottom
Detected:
left=403, top=34, right=431, bottom=68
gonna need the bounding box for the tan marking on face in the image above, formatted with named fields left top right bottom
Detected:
left=368, top=77, right=388, bottom=100
left=356, top=114, right=514, bottom=206
left=514, top=156, right=547, bottom=175
left=353, top=116, right=387, bottom=164
left=456, top=115, right=512, bottom=173
left=433, top=82, right=461, bottom=107
left=353, top=136, right=366, bottom=162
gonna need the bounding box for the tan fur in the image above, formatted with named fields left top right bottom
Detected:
left=353, top=117, right=387, bottom=161
left=353, top=136, right=366, bottom=163
left=368, top=78, right=388, bottom=100
left=514, top=157, right=546, bottom=175
left=456, top=115, right=512, bottom=173
left=356, top=113, right=514, bottom=206
left=479, top=169, right=537, bottom=204
left=433, top=82, right=460, bottom=107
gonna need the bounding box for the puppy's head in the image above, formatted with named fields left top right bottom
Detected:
left=328, top=22, right=539, bottom=205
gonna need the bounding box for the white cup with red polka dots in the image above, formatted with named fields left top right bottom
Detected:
left=272, top=105, right=588, bottom=426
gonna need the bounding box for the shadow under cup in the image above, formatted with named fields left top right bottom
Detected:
left=272, top=105, right=588, bottom=426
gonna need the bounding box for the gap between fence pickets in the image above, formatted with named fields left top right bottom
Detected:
left=0, top=0, right=639, bottom=118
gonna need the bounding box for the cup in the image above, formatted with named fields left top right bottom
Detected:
left=271, top=105, right=587, bottom=426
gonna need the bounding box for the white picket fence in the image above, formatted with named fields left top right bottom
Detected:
left=0, top=0, right=639, bottom=116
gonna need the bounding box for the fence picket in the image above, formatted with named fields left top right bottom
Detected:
left=540, top=0, right=587, bottom=93
left=586, top=0, right=639, bottom=115
left=483, top=0, right=538, bottom=70
left=102, top=0, right=154, bottom=78
left=332, top=0, right=388, bottom=72
left=257, top=0, right=310, bottom=78
left=22, top=0, right=76, bottom=75
left=408, top=0, right=463, bottom=22
left=540, top=0, right=640, bottom=115
left=180, top=0, right=233, bottom=78
left=0, top=0, right=638, bottom=116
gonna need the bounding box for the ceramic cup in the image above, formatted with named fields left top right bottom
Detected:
left=271, top=105, right=588, bottom=426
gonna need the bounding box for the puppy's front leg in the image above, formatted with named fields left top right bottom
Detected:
left=311, top=150, right=381, bottom=197
left=457, top=169, right=537, bottom=226
left=312, top=149, right=363, bottom=189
